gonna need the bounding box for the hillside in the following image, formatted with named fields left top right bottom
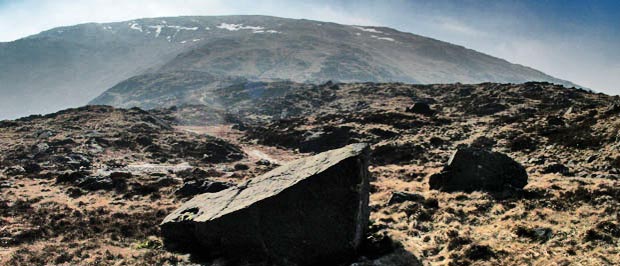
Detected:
left=1, top=82, right=618, bottom=265
left=1, top=15, right=579, bottom=119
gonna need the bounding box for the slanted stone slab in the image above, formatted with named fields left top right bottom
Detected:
left=161, top=143, right=371, bottom=265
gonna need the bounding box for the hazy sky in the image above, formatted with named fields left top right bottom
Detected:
left=0, top=0, right=618, bottom=94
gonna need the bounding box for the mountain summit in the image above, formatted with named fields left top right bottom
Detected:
left=1, top=15, right=578, bottom=119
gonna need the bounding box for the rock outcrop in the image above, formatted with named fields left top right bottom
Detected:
left=160, top=143, right=371, bottom=265
left=429, top=148, right=528, bottom=192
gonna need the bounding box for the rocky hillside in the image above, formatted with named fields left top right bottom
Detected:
left=2, top=15, right=580, bottom=119
left=1, top=82, right=619, bottom=265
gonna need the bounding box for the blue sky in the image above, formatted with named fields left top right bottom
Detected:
left=0, top=0, right=618, bottom=94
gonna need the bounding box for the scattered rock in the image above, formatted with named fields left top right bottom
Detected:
left=351, top=249, right=422, bottom=266
left=368, top=128, right=398, bottom=139
left=429, top=137, right=445, bottom=146
left=23, top=163, right=41, bottom=174
left=465, top=244, right=495, bottom=260
left=233, top=163, right=249, bottom=171
left=387, top=191, right=425, bottom=205
left=4, top=166, right=26, bottom=176
left=75, top=176, right=115, bottom=191
left=0, top=180, right=13, bottom=189
left=515, top=226, right=553, bottom=242
left=161, top=144, right=371, bottom=265
left=546, top=116, right=565, bottom=126
left=56, top=171, right=88, bottom=184
left=175, top=180, right=232, bottom=197
left=583, top=221, right=620, bottom=244
left=256, top=159, right=271, bottom=166
left=31, top=143, right=49, bottom=156
left=371, top=142, right=424, bottom=165
left=543, top=163, right=570, bottom=175
left=474, top=102, right=506, bottom=116
left=359, top=232, right=399, bottom=260
left=470, top=136, right=496, bottom=150
left=406, top=102, right=434, bottom=116
left=299, top=126, right=352, bottom=153
left=508, top=135, right=537, bottom=152
left=429, top=148, right=528, bottom=192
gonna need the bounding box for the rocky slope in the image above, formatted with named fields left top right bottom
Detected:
left=1, top=82, right=619, bottom=265
left=2, top=15, right=580, bottom=119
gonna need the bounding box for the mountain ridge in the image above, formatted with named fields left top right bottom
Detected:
left=1, top=15, right=581, bottom=119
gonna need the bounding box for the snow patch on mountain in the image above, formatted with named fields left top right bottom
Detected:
left=353, top=26, right=382, bottom=33
left=148, top=25, right=164, bottom=37
left=168, top=26, right=198, bottom=31
left=216, top=23, right=279, bottom=33
left=217, top=23, right=263, bottom=31
left=371, top=35, right=395, bottom=42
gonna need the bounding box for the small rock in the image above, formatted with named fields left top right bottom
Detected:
left=66, top=187, right=84, bottom=198
left=256, top=159, right=271, bottom=166
left=359, top=232, right=399, bottom=260
left=470, top=136, right=496, bottom=150
left=465, top=244, right=495, bottom=260
left=31, top=143, right=49, bottom=155
left=387, top=191, right=425, bottom=205
left=233, top=163, right=250, bottom=171
left=4, top=166, right=25, bottom=176
left=546, top=116, right=565, bottom=126
left=474, top=103, right=506, bottom=116
left=36, top=130, right=54, bottom=139
left=508, top=135, right=537, bottom=152
left=515, top=226, right=553, bottom=242
left=56, top=171, right=88, bottom=184
left=75, top=176, right=115, bottom=191
left=23, top=163, right=41, bottom=174
left=429, top=137, right=445, bottom=146
left=299, top=126, right=352, bottom=153
left=543, top=163, right=570, bottom=175
left=406, top=102, right=434, bottom=116
left=175, top=180, right=232, bottom=197
left=0, top=181, right=13, bottom=189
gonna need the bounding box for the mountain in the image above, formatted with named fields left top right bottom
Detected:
left=1, top=15, right=579, bottom=119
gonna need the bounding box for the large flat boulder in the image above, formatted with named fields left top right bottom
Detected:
left=161, top=143, right=371, bottom=265
left=429, top=148, right=528, bottom=192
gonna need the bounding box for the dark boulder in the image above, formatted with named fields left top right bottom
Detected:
left=429, top=148, right=528, bottom=192
left=406, top=102, right=434, bottom=116
left=161, top=143, right=371, bottom=265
